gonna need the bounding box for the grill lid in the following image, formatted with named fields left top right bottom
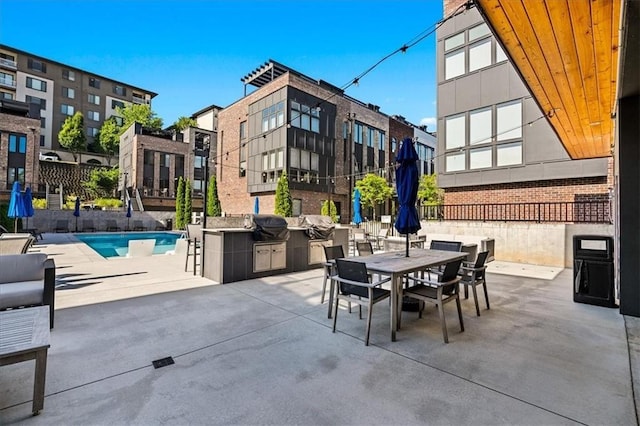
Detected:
left=244, top=214, right=290, bottom=241
left=300, top=215, right=335, bottom=240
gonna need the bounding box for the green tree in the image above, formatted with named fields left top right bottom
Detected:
left=355, top=173, right=393, bottom=220
left=207, top=176, right=222, bottom=217
left=321, top=200, right=338, bottom=223
left=175, top=177, right=185, bottom=229
left=184, top=180, right=193, bottom=226
left=58, top=112, right=87, bottom=162
left=274, top=171, right=292, bottom=217
left=173, top=116, right=198, bottom=131
left=117, top=103, right=163, bottom=131
left=97, top=117, right=121, bottom=166
left=83, top=167, right=120, bottom=198
left=417, top=174, right=443, bottom=206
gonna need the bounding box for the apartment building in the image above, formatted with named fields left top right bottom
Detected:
left=436, top=2, right=610, bottom=211
left=0, top=99, right=40, bottom=191
left=0, top=44, right=157, bottom=164
left=118, top=123, right=216, bottom=211
left=196, top=60, right=396, bottom=222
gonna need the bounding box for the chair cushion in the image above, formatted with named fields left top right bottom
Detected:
left=0, top=253, right=47, bottom=283
left=0, top=280, right=44, bottom=309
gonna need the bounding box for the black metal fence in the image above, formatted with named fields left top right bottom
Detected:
left=421, top=201, right=612, bottom=224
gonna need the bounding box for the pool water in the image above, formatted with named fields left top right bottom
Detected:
left=76, top=232, right=183, bottom=258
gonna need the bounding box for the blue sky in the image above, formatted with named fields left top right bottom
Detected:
left=0, top=0, right=442, bottom=130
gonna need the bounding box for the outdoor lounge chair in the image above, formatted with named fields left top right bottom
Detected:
left=126, top=239, right=156, bottom=257
left=132, top=220, right=147, bottom=231
left=459, top=251, right=490, bottom=316
left=106, top=220, right=121, bottom=232
left=54, top=220, right=69, bottom=233
left=369, top=228, right=389, bottom=250
left=0, top=234, right=35, bottom=254
left=82, top=219, right=96, bottom=232
left=403, top=258, right=465, bottom=343
left=332, top=258, right=391, bottom=346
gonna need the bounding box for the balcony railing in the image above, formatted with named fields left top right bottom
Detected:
left=0, top=57, right=17, bottom=69
left=421, top=201, right=612, bottom=224
left=131, top=95, right=148, bottom=104
left=0, top=76, right=16, bottom=88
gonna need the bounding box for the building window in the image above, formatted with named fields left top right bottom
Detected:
left=469, top=146, right=492, bottom=169
left=353, top=123, right=363, bottom=144
left=497, top=142, right=522, bottom=166
left=61, top=104, right=74, bottom=115
left=89, top=78, right=100, bottom=89
left=62, top=69, right=75, bottom=81
left=27, top=58, right=47, bottom=73
left=26, top=77, right=47, bottom=91
left=25, top=95, right=46, bottom=110
left=112, top=99, right=125, bottom=110
left=62, top=86, right=75, bottom=99
left=87, top=110, right=100, bottom=121
left=262, top=101, right=285, bottom=132
left=367, top=128, right=375, bottom=147
left=468, top=23, right=491, bottom=42
left=7, top=167, right=25, bottom=185
left=39, top=135, right=45, bottom=146
left=239, top=137, right=247, bottom=177
left=9, top=133, right=27, bottom=153
left=469, top=38, right=492, bottom=72
left=379, top=131, right=386, bottom=151
left=1, top=91, right=13, bottom=100
left=497, top=100, right=522, bottom=141
left=40, top=117, right=46, bottom=128
left=88, top=94, right=100, bottom=105
left=239, top=121, right=247, bottom=140
left=445, top=32, right=465, bottom=51
left=113, top=85, right=126, bottom=96
left=290, top=101, right=319, bottom=133
left=445, top=49, right=465, bottom=79
left=445, top=114, right=465, bottom=149
left=0, top=72, right=15, bottom=88
left=113, top=116, right=124, bottom=126
left=469, top=107, right=492, bottom=145
left=87, top=127, right=99, bottom=137
left=446, top=152, right=465, bottom=172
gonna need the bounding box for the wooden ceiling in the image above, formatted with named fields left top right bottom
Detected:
left=477, top=0, right=621, bottom=159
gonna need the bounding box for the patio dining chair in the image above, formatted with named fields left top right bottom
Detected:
left=185, top=224, right=202, bottom=275
left=369, top=228, right=389, bottom=250
left=332, top=258, right=391, bottom=346
left=403, top=258, right=465, bottom=343
left=356, top=241, right=374, bottom=256
left=321, top=245, right=344, bottom=305
left=459, top=251, right=490, bottom=316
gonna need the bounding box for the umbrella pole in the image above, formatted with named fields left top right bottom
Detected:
left=405, top=233, right=409, bottom=257
left=75, top=216, right=78, bottom=232
left=14, top=218, right=18, bottom=233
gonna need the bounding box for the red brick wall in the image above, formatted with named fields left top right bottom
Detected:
left=0, top=112, right=40, bottom=189
left=444, top=0, right=468, bottom=16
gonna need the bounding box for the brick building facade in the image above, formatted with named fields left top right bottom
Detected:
left=0, top=100, right=40, bottom=193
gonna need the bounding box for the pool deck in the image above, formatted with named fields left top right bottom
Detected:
left=1, top=232, right=639, bottom=425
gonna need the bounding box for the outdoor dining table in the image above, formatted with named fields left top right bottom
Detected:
left=328, top=248, right=468, bottom=341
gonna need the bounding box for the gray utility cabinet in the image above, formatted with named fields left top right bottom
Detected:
left=308, top=240, right=333, bottom=265
left=253, top=242, right=286, bottom=273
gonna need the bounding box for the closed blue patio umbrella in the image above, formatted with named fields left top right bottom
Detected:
left=394, top=137, right=421, bottom=257
left=353, top=188, right=363, bottom=226
left=254, top=197, right=260, bottom=214
left=126, top=199, right=132, bottom=230
left=8, top=181, right=25, bottom=233
left=22, top=186, right=34, bottom=229
left=73, top=197, right=81, bottom=232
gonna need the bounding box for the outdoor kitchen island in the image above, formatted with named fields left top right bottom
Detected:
left=201, top=217, right=348, bottom=284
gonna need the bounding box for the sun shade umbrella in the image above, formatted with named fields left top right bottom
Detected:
left=126, top=199, right=132, bottom=230
left=394, top=137, right=421, bottom=257
left=73, top=197, right=81, bottom=232
left=254, top=197, right=260, bottom=214
left=8, top=181, right=25, bottom=233
left=353, top=188, right=363, bottom=226
left=22, top=186, right=34, bottom=229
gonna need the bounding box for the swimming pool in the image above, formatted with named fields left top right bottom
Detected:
left=76, top=232, right=183, bottom=258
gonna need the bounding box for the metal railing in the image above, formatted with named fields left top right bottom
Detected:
left=422, top=201, right=611, bottom=224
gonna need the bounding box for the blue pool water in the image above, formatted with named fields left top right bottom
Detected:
left=76, top=232, right=183, bottom=258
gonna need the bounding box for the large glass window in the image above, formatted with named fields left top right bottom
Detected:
left=353, top=123, right=363, bottom=144
left=469, top=107, right=492, bottom=145
left=445, top=50, right=465, bottom=79
left=9, top=134, right=27, bottom=153
left=468, top=23, right=490, bottom=41
left=89, top=78, right=100, bottom=89
left=470, top=146, right=492, bottom=169
left=290, top=101, right=320, bottom=133
left=112, top=100, right=125, bottom=110
left=497, top=101, right=522, bottom=141
left=445, top=32, right=464, bottom=51
left=26, top=77, right=47, bottom=91
left=88, top=94, right=100, bottom=105
left=62, top=69, right=75, bottom=81
left=497, top=142, right=522, bottom=166
left=28, top=58, right=47, bottom=73
left=25, top=95, right=46, bottom=110
left=61, top=104, right=74, bottom=115
left=469, top=38, right=492, bottom=72
left=262, top=101, right=284, bottom=132
left=446, top=152, right=465, bottom=172
left=445, top=115, right=465, bottom=149
left=113, top=85, right=126, bottom=96
left=87, top=110, right=100, bottom=121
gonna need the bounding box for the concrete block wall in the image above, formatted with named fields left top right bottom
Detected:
left=418, top=220, right=613, bottom=268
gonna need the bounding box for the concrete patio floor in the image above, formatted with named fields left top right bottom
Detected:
left=1, top=233, right=639, bottom=425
